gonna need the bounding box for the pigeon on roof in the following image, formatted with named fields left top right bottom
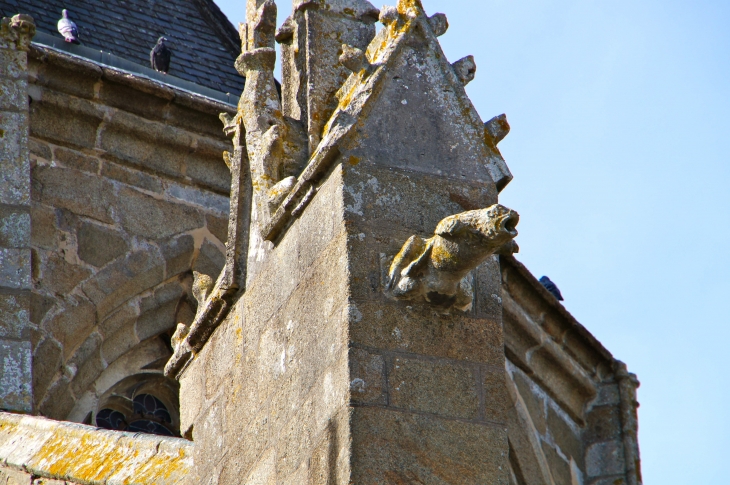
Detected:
left=539, top=276, right=564, bottom=301
left=150, top=37, right=172, bottom=74
left=57, top=9, right=80, bottom=44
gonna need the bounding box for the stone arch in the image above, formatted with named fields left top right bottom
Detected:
left=33, top=227, right=226, bottom=421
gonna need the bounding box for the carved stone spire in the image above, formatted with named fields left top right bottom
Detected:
left=277, top=0, right=379, bottom=154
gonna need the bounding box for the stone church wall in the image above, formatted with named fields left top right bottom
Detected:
left=179, top=164, right=350, bottom=484
left=502, top=256, right=641, bottom=485
left=20, top=44, right=236, bottom=424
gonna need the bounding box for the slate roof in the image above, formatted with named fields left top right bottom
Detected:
left=0, top=0, right=245, bottom=95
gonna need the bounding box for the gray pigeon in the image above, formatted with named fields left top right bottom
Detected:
left=539, top=276, right=564, bottom=301
left=57, top=9, right=80, bottom=44
left=150, top=37, right=172, bottom=74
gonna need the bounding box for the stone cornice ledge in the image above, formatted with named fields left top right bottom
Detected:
left=0, top=412, right=192, bottom=484
left=29, top=43, right=237, bottom=115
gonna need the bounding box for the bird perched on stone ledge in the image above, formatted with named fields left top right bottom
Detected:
left=539, top=276, right=564, bottom=301
left=57, top=9, right=80, bottom=44
left=150, top=37, right=172, bottom=74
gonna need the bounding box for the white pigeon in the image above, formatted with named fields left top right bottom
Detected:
left=57, top=9, right=80, bottom=44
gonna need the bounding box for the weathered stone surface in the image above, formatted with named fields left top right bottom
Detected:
left=512, top=370, right=547, bottom=435
left=586, top=441, right=626, bottom=478
left=351, top=407, right=508, bottom=484
left=136, top=299, right=178, bottom=342
left=100, top=161, right=163, bottom=194
left=0, top=293, right=29, bottom=340
left=80, top=248, right=164, bottom=318
left=547, top=406, right=584, bottom=469
left=98, top=113, right=189, bottom=178
left=68, top=333, right=104, bottom=397
left=28, top=138, right=51, bottom=161
left=0, top=467, right=32, bottom=485
left=100, top=322, right=139, bottom=365
left=0, top=339, right=32, bottom=412
left=52, top=146, right=99, bottom=174
left=0, top=412, right=193, bottom=484
left=160, top=234, right=195, bottom=278
left=0, top=206, right=29, bottom=248
left=483, top=367, right=509, bottom=423
left=351, top=299, right=505, bottom=365
left=29, top=204, right=57, bottom=250
left=205, top=214, right=228, bottom=244
left=0, top=114, right=30, bottom=206
left=31, top=337, right=62, bottom=405
left=388, top=356, right=479, bottom=420
left=76, top=222, right=128, bottom=268
left=191, top=238, right=225, bottom=280
left=35, top=251, right=92, bottom=294
left=116, top=186, right=204, bottom=240
left=0, top=248, right=31, bottom=290
left=33, top=166, right=115, bottom=224
left=541, top=441, right=572, bottom=485
left=349, top=347, right=386, bottom=406
left=165, top=182, right=230, bottom=216
left=29, top=96, right=102, bottom=149
left=43, top=296, right=95, bottom=360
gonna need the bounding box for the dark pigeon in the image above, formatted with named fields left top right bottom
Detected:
left=57, top=9, right=80, bottom=44
left=539, top=276, right=564, bottom=301
left=150, top=37, right=172, bottom=74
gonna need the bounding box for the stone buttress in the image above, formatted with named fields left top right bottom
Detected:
left=172, top=0, right=520, bottom=483
left=0, top=14, right=35, bottom=414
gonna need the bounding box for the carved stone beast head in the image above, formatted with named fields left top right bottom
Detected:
left=432, top=204, right=519, bottom=270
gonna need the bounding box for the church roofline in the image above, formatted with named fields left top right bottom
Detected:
left=32, top=31, right=240, bottom=108
left=500, top=254, right=616, bottom=365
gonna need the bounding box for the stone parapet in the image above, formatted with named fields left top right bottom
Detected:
left=0, top=412, right=192, bottom=484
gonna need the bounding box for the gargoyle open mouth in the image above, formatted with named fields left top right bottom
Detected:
left=502, top=212, right=519, bottom=236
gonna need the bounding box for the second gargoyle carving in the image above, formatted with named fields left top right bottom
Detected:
left=386, top=204, right=519, bottom=311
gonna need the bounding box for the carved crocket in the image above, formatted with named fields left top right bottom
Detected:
left=386, top=204, right=519, bottom=311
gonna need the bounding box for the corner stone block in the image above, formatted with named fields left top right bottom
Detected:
left=388, top=356, right=479, bottom=420
left=0, top=248, right=31, bottom=290
left=0, top=206, right=30, bottom=248
left=0, top=339, right=32, bottom=412
left=0, top=114, right=30, bottom=207
left=586, top=440, right=626, bottom=478
left=351, top=407, right=509, bottom=484
left=0, top=292, right=30, bottom=340
left=1, top=467, right=32, bottom=485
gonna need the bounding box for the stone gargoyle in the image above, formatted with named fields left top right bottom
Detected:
left=385, top=204, right=519, bottom=311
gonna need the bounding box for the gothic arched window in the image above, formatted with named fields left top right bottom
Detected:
left=94, top=375, right=179, bottom=437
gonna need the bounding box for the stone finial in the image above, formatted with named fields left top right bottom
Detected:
left=427, top=13, right=448, bottom=36
left=1, top=14, right=36, bottom=51
left=452, top=55, right=476, bottom=86
left=340, top=44, right=370, bottom=73
left=192, top=271, right=215, bottom=307
left=379, top=6, right=401, bottom=26
left=170, top=323, right=190, bottom=353
left=485, top=113, right=510, bottom=145
left=244, top=0, right=277, bottom=51
left=386, top=204, right=519, bottom=312
left=274, top=15, right=295, bottom=43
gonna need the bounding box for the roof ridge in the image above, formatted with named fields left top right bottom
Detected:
left=191, top=0, right=241, bottom=56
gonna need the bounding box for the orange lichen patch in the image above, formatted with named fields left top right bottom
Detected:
left=0, top=413, right=192, bottom=485
left=348, top=155, right=361, bottom=166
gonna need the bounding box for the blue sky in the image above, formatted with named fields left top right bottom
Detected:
left=216, top=1, right=730, bottom=482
